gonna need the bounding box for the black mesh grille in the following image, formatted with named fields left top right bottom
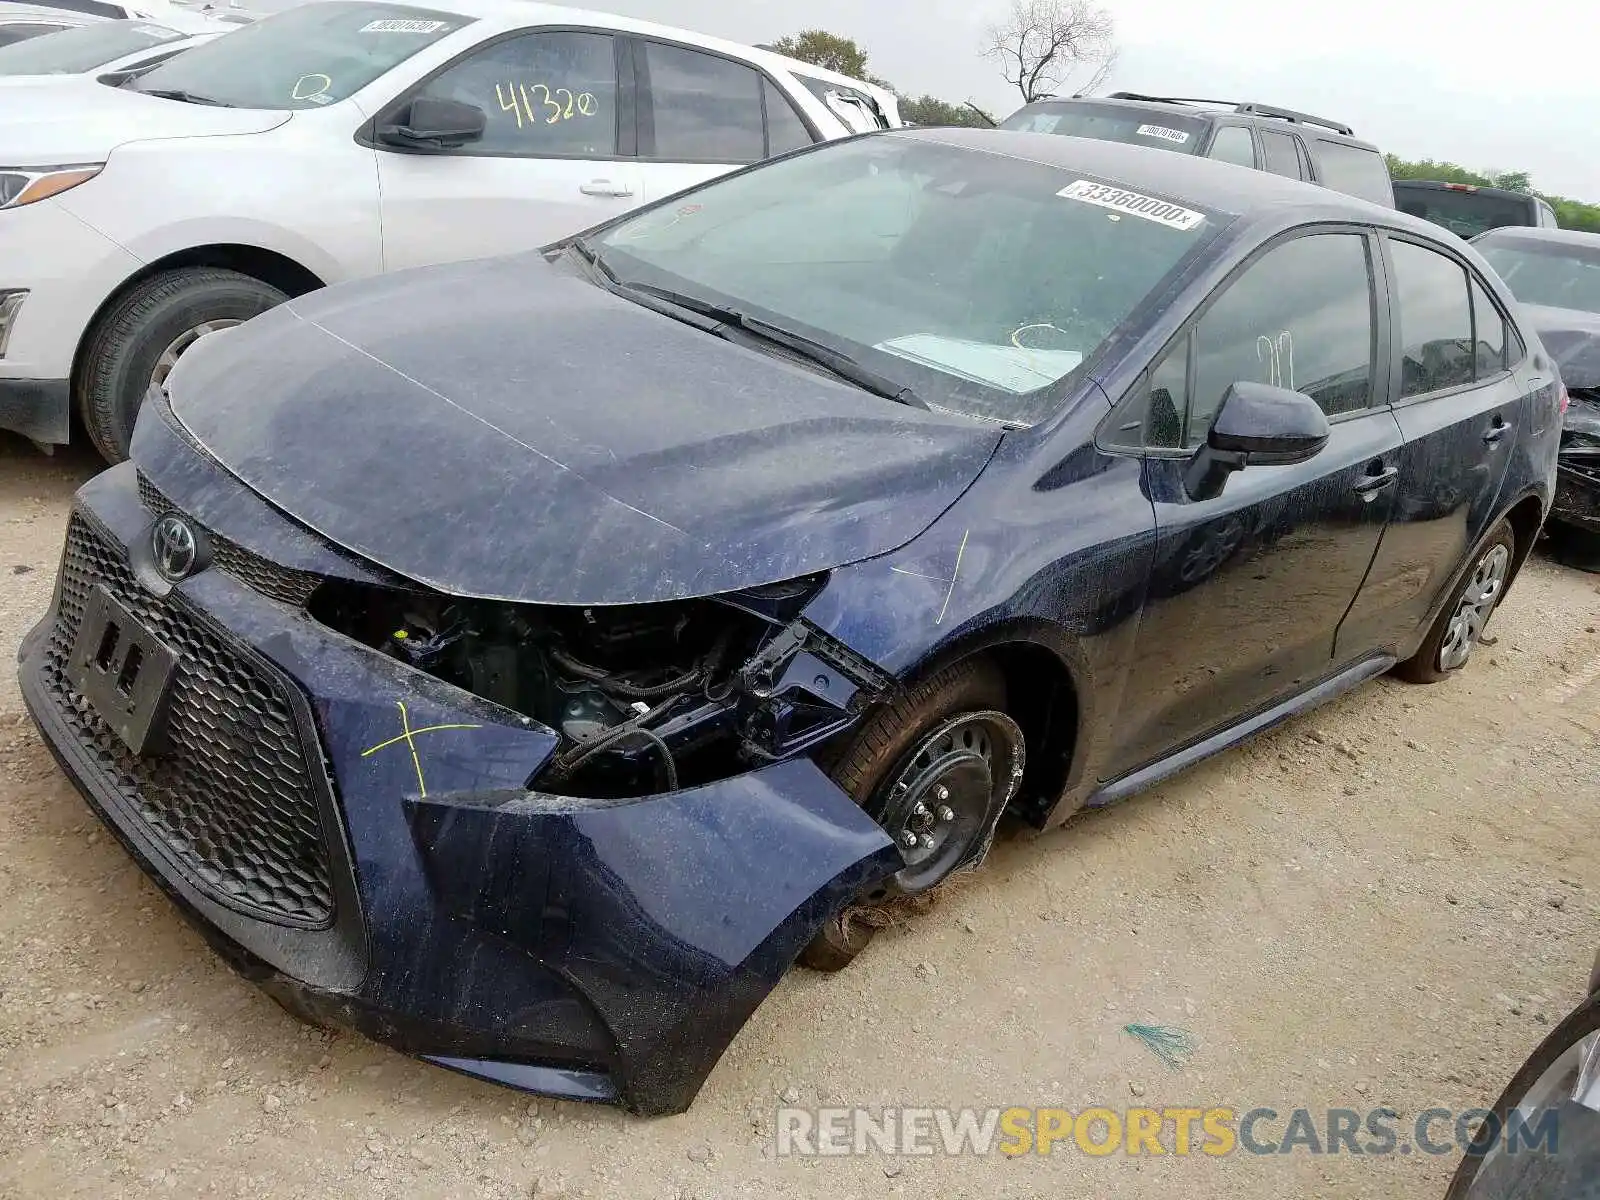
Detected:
left=137, top=473, right=321, bottom=607
left=40, top=513, right=335, bottom=928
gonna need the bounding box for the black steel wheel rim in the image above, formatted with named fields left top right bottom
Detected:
left=870, top=710, right=1024, bottom=896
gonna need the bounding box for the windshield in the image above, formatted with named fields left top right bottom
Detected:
left=1479, top=239, right=1600, bottom=315
left=0, top=19, right=177, bottom=72
left=594, top=135, right=1219, bottom=425
left=131, top=0, right=469, bottom=109
left=1396, top=185, right=1535, bottom=238
left=999, top=102, right=1204, bottom=155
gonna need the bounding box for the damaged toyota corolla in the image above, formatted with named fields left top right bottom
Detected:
left=19, top=129, right=1558, bottom=1115
left=1473, top=226, right=1600, bottom=564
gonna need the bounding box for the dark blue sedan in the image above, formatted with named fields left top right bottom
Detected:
left=18, top=128, right=1561, bottom=1115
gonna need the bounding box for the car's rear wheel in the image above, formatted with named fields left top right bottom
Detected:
left=78, top=268, right=287, bottom=464
left=1395, top=519, right=1516, bottom=684
left=799, top=658, right=1024, bottom=972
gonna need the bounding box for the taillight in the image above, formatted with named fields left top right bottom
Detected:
left=1443, top=183, right=1479, bottom=193
left=1560, top=383, right=1571, bottom=414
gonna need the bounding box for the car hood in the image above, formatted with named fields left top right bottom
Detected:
left=1523, top=303, right=1600, bottom=391
left=164, top=254, right=1003, bottom=606
left=0, top=80, right=286, bottom=164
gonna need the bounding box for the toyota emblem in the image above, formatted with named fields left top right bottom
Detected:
left=151, top=515, right=199, bottom=582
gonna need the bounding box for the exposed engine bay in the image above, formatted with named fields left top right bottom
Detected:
left=309, top=577, right=892, bottom=798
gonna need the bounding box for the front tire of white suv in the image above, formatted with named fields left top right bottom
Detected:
left=78, top=267, right=288, bottom=464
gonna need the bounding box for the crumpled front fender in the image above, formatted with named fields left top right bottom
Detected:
left=405, top=759, right=899, bottom=1115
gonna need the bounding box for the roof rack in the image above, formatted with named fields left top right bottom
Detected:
left=1103, top=92, right=1355, bottom=137
left=1105, top=91, right=1241, bottom=107
left=1233, top=102, right=1353, bottom=137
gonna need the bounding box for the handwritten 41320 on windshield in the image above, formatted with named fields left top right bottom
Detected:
left=495, top=82, right=599, bottom=128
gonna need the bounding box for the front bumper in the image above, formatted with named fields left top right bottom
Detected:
left=0, top=197, right=141, bottom=443
left=0, top=376, right=69, bottom=446
left=19, top=463, right=897, bottom=1115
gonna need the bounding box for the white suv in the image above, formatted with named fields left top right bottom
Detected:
left=0, top=0, right=899, bottom=459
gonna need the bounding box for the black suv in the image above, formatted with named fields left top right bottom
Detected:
left=1000, top=92, right=1394, bottom=207
left=1394, top=180, right=1561, bottom=240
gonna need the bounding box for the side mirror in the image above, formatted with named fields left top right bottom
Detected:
left=378, top=97, right=486, bottom=151
left=1184, top=382, right=1329, bottom=501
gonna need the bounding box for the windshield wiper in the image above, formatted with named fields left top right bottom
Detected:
left=138, top=88, right=232, bottom=107
left=619, top=281, right=931, bottom=411
left=567, top=241, right=929, bottom=410
left=568, top=236, right=618, bottom=284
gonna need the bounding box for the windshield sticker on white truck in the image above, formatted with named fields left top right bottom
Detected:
left=1136, top=123, right=1190, bottom=144
left=360, top=18, right=450, bottom=33
left=1056, top=180, right=1206, bottom=231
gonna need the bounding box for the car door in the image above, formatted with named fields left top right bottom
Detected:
left=630, top=37, right=813, bottom=204
left=1101, top=228, right=1405, bottom=779
left=373, top=27, right=643, bottom=272
left=1334, top=235, right=1525, bottom=656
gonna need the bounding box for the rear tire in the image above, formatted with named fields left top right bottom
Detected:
left=1395, top=519, right=1516, bottom=684
left=78, top=268, right=287, bottom=464
left=799, top=658, right=1022, bottom=972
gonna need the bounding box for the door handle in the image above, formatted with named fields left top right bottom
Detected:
left=1351, top=465, right=1399, bottom=498
left=1483, top=416, right=1511, bottom=444
left=580, top=180, right=634, bottom=197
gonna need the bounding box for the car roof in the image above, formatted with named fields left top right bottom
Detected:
left=1475, top=225, right=1600, bottom=250
left=370, top=0, right=891, bottom=95
left=1010, top=93, right=1378, bottom=150
left=898, top=126, right=1412, bottom=222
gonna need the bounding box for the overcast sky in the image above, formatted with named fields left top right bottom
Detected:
left=587, top=0, right=1600, bottom=201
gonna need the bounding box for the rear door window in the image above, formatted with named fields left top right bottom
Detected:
left=1389, top=239, right=1476, bottom=397
left=1469, top=277, right=1509, bottom=375
left=1258, top=130, right=1302, bottom=179
left=639, top=40, right=764, bottom=162
left=1311, top=141, right=1394, bottom=205
left=763, top=77, right=813, bottom=155
left=1206, top=125, right=1256, bottom=168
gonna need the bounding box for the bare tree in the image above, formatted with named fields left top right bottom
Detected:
left=984, top=0, right=1116, bottom=104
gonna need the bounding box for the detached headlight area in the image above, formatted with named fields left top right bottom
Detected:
left=307, top=574, right=891, bottom=799
left=0, top=164, right=103, bottom=210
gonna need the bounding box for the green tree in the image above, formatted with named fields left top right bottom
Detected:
left=898, top=96, right=995, bottom=128
left=767, top=29, right=870, bottom=79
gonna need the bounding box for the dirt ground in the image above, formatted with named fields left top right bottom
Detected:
left=1, top=430, right=1596, bottom=1200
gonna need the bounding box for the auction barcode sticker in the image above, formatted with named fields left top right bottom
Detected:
left=360, top=18, right=450, bottom=32
left=1135, top=123, right=1190, bottom=144
left=1056, top=180, right=1206, bottom=230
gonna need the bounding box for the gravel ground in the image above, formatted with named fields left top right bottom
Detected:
left=1, top=430, right=1596, bottom=1200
